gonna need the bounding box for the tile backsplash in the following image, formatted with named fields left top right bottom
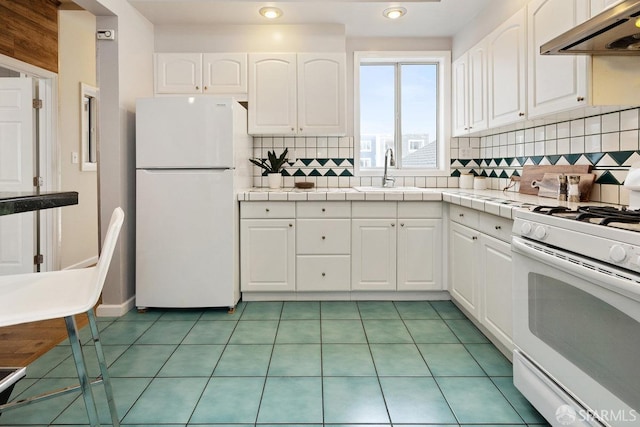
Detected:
left=251, top=107, right=640, bottom=205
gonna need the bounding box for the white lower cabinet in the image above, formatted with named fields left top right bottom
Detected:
left=351, top=219, right=397, bottom=291
left=297, top=256, right=351, bottom=291
left=448, top=205, right=514, bottom=354
left=479, top=234, right=513, bottom=351
left=397, top=219, right=443, bottom=291
left=240, top=202, right=295, bottom=292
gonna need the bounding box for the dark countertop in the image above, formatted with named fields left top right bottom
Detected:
left=0, top=191, right=79, bottom=216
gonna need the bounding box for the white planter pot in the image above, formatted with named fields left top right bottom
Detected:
left=267, top=173, right=282, bottom=189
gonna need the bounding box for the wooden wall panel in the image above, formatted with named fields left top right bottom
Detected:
left=0, top=0, right=60, bottom=73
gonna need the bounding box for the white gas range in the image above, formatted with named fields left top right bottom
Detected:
left=511, top=204, right=640, bottom=427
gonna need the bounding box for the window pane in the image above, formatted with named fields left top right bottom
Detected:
left=401, top=64, right=438, bottom=168
left=360, top=64, right=395, bottom=168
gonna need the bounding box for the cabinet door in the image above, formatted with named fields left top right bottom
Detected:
left=248, top=53, right=297, bottom=135
left=155, top=53, right=202, bottom=94
left=479, top=234, right=514, bottom=351
left=487, top=9, right=526, bottom=128
left=448, top=222, right=480, bottom=317
left=241, top=219, right=295, bottom=292
left=203, top=53, right=247, bottom=94
left=397, top=219, right=443, bottom=291
left=297, top=255, right=351, bottom=291
left=452, top=53, right=469, bottom=137
left=297, top=53, right=346, bottom=136
left=527, top=0, right=589, bottom=118
left=352, top=219, right=397, bottom=291
left=590, top=0, right=623, bottom=16
left=468, top=40, right=488, bottom=133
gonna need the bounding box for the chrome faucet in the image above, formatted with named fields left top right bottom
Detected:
left=382, top=148, right=396, bottom=187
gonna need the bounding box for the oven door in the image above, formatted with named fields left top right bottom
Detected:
left=512, top=236, right=640, bottom=426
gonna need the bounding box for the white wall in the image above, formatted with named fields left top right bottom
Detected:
left=452, top=0, right=528, bottom=59
left=74, top=0, right=155, bottom=315
left=58, top=10, right=98, bottom=269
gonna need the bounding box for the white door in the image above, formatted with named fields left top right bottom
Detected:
left=448, top=222, right=479, bottom=316
left=351, top=219, right=397, bottom=291
left=397, top=219, right=442, bottom=291
left=0, top=77, right=34, bottom=276
left=297, top=53, right=346, bottom=136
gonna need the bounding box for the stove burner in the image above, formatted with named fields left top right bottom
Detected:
left=531, top=205, right=640, bottom=230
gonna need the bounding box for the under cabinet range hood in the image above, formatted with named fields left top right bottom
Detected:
left=541, top=0, right=640, bottom=55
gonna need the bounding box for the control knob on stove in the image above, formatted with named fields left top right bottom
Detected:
left=534, top=226, right=547, bottom=239
left=520, top=222, right=533, bottom=235
left=609, top=245, right=627, bottom=263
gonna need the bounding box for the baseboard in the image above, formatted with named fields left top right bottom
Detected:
left=63, top=255, right=98, bottom=270
left=96, top=296, right=135, bottom=317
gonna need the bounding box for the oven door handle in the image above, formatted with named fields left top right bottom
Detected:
left=512, top=237, right=640, bottom=302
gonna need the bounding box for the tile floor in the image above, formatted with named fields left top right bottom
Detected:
left=0, top=300, right=550, bottom=426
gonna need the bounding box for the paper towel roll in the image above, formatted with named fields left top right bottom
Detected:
left=460, top=174, right=474, bottom=189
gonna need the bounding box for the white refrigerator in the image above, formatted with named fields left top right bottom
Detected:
left=135, top=97, right=252, bottom=309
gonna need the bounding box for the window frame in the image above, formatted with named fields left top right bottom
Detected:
left=354, top=51, right=451, bottom=177
left=80, top=82, right=99, bottom=172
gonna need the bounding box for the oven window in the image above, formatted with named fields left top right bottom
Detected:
left=529, top=273, right=640, bottom=410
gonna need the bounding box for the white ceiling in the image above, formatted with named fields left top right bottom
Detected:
left=127, top=0, right=498, bottom=38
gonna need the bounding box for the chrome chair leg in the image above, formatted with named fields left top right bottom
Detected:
left=87, top=309, right=120, bottom=427
left=65, top=315, right=100, bottom=427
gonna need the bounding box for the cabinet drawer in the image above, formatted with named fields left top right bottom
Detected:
left=296, top=255, right=351, bottom=291
left=449, top=205, right=479, bottom=229
left=296, top=219, right=350, bottom=254
left=398, top=202, right=442, bottom=218
left=241, top=202, right=295, bottom=218
left=352, top=202, right=396, bottom=218
left=297, top=202, right=350, bottom=218
left=478, top=212, right=513, bottom=242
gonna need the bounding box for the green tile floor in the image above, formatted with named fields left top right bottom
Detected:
left=0, top=300, right=550, bottom=426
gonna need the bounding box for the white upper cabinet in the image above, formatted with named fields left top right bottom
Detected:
left=155, top=53, right=247, bottom=96
left=155, top=53, right=202, bottom=94
left=590, top=0, right=624, bottom=15
left=297, top=53, right=346, bottom=136
left=248, top=52, right=346, bottom=136
left=487, top=8, right=526, bottom=128
left=527, top=0, right=589, bottom=119
left=452, top=39, right=488, bottom=137
left=248, top=53, right=298, bottom=135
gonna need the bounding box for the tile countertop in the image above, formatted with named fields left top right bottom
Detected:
left=238, top=187, right=612, bottom=220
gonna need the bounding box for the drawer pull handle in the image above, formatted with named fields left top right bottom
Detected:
left=322, top=272, right=326, bottom=277
left=322, top=236, right=326, bottom=240
left=472, top=236, right=478, bottom=240
left=577, top=96, right=585, bottom=102
left=459, top=213, right=464, bottom=217
left=495, top=225, right=501, bottom=230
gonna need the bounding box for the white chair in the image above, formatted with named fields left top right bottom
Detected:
left=0, top=207, right=124, bottom=427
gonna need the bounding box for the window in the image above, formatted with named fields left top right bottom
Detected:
left=80, top=83, right=98, bottom=172
left=354, top=51, right=450, bottom=176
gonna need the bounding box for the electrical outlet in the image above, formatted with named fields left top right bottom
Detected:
left=459, top=147, right=473, bottom=158
left=71, top=152, right=79, bottom=164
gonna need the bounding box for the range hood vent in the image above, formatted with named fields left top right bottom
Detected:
left=541, top=0, right=640, bottom=55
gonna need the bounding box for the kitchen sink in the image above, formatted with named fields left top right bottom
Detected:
left=353, top=186, right=423, bottom=192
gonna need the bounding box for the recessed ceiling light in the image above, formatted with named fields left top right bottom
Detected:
left=259, top=7, right=283, bottom=19
left=383, top=7, right=407, bottom=19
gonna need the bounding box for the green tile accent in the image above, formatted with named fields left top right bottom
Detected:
left=309, top=168, right=322, bottom=176
left=418, top=343, right=485, bottom=376
left=596, top=170, right=621, bottom=185
left=585, top=151, right=606, bottom=165
left=380, top=377, right=457, bottom=424
left=122, top=377, right=208, bottom=424
left=325, top=169, right=338, bottom=176
left=370, top=344, right=431, bottom=376
left=339, top=169, right=353, bottom=176
left=190, top=377, right=265, bottom=423
left=608, top=150, right=635, bottom=166
left=322, top=344, right=376, bottom=376
left=268, top=344, right=322, bottom=376
left=451, top=169, right=462, bottom=177
left=563, top=153, right=581, bottom=165
left=293, top=168, right=306, bottom=176
left=257, top=377, right=323, bottom=423
left=323, top=377, right=390, bottom=423
left=436, top=377, right=523, bottom=424
left=317, top=158, right=329, bottom=166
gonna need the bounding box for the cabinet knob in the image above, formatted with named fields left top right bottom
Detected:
left=472, top=236, right=478, bottom=240
left=577, top=96, right=585, bottom=102
left=195, top=86, right=200, bottom=90
left=291, top=127, right=295, bottom=131
left=464, top=127, right=469, bottom=130
left=495, top=225, right=501, bottom=230
left=518, top=112, right=525, bottom=117
left=459, top=213, right=464, bottom=217
left=300, top=127, right=303, bottom=131
left=400, top=223, right=404, bottom=227
left=289, top=223, right=293, bottom=227
left=322, top=272, right=326, bottom=277
left=391, top=223, right=395, bottom=227
left=322, top=208, right=326, bottom=212
left=204, top=86, right=208, bottom=91
left=265, top=208, right=270, bottom=212
left=322, top=236, right=326, bottom=240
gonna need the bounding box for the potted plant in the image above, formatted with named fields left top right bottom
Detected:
left=249, top=148, right=289, bottom=189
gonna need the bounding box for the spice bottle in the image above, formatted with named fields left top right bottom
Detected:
left=557, top=174, right=567, bottom=201
left=568, top=175, right=581, bottom=202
